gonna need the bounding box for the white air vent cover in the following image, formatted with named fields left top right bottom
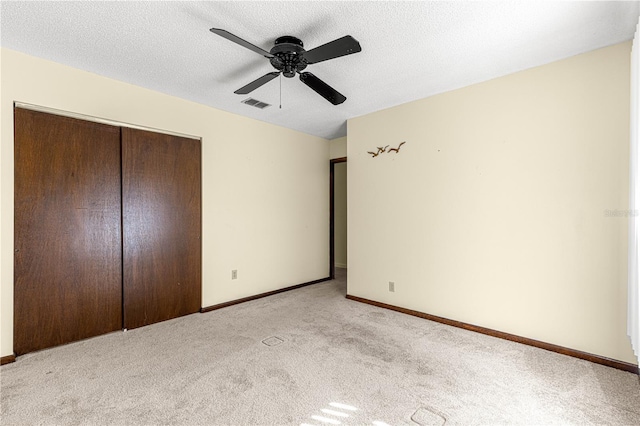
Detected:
left=241, top=98, right=271, bottom=109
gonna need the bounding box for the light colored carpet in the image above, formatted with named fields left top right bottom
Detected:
left=1, top=268, right=639, bottom=425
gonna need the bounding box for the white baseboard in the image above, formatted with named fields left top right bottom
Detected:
left=335, top=263, right=347, bottom=269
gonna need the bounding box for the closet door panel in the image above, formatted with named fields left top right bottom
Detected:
left=122, top=128, right=201, bottom=329
left=14, top=108, right=123, bottom=355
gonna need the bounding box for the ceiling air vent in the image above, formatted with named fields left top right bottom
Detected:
left=241, top=98, right=271, bottom=109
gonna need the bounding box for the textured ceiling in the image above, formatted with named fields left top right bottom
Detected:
left=1, top=1, right=639, bottom=140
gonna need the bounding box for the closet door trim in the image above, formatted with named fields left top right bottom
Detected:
left=14, top=102, right=201, bottom=141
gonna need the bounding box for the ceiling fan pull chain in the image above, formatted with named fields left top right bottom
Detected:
left=280, top=73, right=282, bottom=109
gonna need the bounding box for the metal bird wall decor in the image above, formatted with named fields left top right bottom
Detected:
left=367, top=141, right=405, bottom=158
left=388, top=141, right=405, bottom=153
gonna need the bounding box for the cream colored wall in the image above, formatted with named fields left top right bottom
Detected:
left=334, top=162, right=347, bottom=268
left=330, top=136, right=347, bottom=159
left=348, top=41, right=637, bottom=364
left=0, top=48, right=329, bottom=357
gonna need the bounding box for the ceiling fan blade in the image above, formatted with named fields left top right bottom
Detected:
left=234, top=72, right=281, bottom=94
left=209, top=28, right=274, bottom=58
left=299, top=72, right=346, bottom=105
left=303, top=35, right=361, bottom=64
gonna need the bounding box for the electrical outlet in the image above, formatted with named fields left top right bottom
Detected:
left=389, top=281, right=395, bottom=292
left=232, top=270, right=237, bottom=280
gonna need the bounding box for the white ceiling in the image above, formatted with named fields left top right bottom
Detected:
left=1, top=1, right=639, bottom=140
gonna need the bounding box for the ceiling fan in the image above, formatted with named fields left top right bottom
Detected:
left=209, top=28, right=362, bottom=105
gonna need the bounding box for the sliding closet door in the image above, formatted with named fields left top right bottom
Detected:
left=14, top=108, right=123, bottom=355
left=122, top=128, right=201, bottom=329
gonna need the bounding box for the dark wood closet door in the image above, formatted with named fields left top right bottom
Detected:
left=122, top=128, right=201, bottom=329
left=14, top=108, right=123, bottom=355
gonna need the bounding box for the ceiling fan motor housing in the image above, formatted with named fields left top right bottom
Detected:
left=270, top=36, right=307, bottom=77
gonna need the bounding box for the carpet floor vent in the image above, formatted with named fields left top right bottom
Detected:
left=411, top=406, right=447, bottom=425
left=242, top=98, right=271, bottom=109
left=262, top=336, right=284, bottom=347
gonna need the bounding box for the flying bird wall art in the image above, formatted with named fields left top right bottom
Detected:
left=367, top=142, right=406, bottom=158
left=388, top=141, right=405, bottom=153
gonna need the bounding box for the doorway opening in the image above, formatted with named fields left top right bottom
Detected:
left=330, top=157, right=347, bottom=280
